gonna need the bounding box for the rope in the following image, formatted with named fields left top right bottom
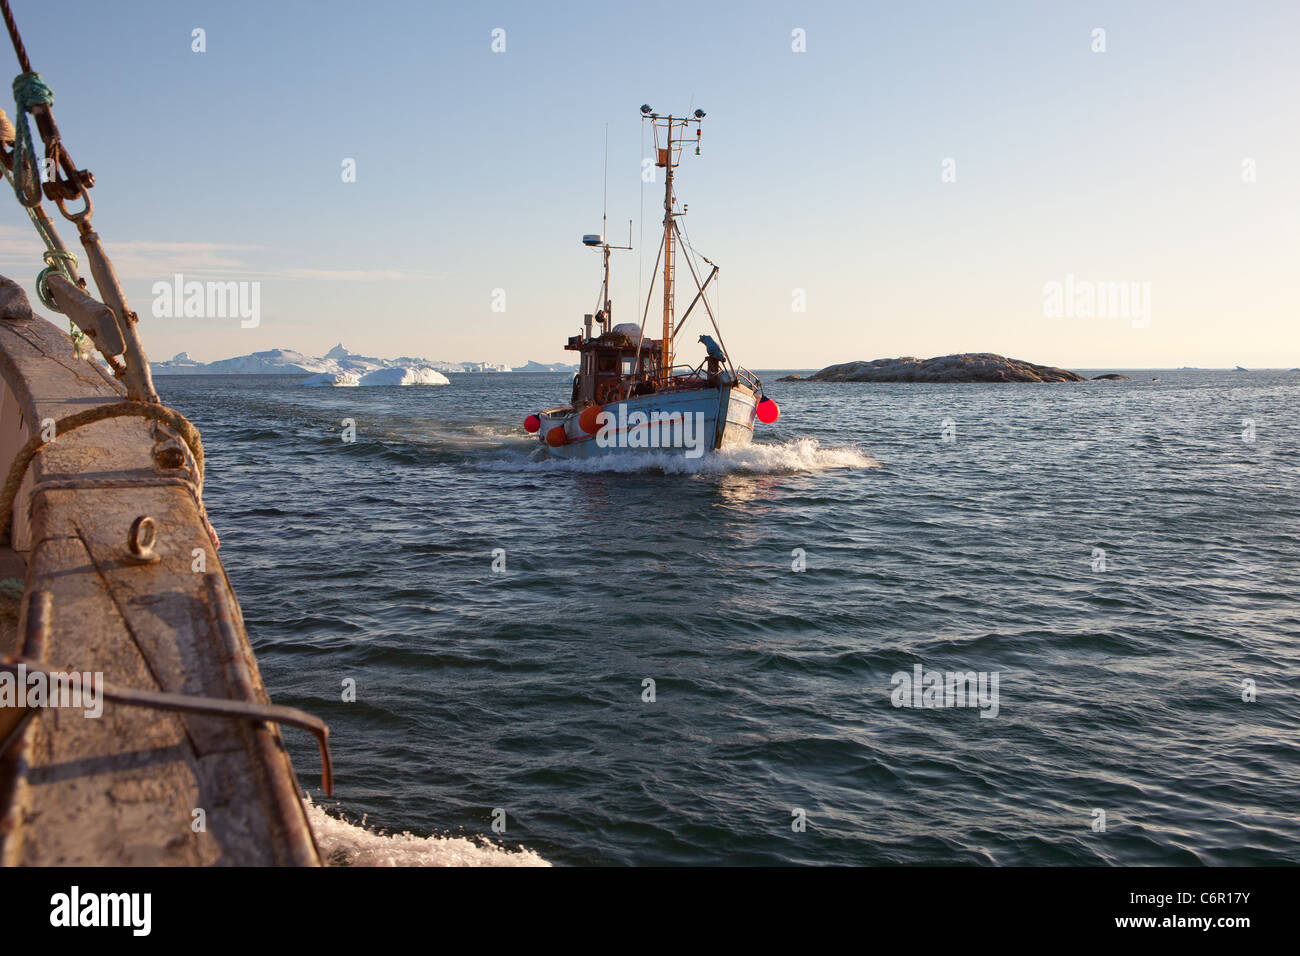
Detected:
left=35, top=247, right=75, bottom=307
left=0, top=2, right=154, bottom=403
left=34, top=248, right=87, bottom=353
left=10, top=71, right=51, bottom=207
left=0, top=0, right=34, bottom=74
left=0, top=401, right=205, bottom=544
left=0, top=152, right=87, bottom=345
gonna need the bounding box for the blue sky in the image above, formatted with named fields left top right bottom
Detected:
left=0, top=0, right=1296, bottom=368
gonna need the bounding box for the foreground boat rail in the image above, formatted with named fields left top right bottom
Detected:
left=0, top=301, right=326, bottom=866
left=0, top=641, right=334, bottom=797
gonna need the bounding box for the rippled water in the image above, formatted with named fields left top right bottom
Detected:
left=157, top=370, right=1300, bottom=866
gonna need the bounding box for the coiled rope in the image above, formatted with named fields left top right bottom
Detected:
left=10, top=70, right=51, bottom=206
left=33, top=247, right=87, bottom=353
left=0, top=401, right=205, bottom=544
left=35, top=247, right=75, bottom=305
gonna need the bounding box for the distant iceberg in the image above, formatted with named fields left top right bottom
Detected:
left=301, top=371, right=360, bottom=387
left=153, top=343, right=574, bottom=376
left=357, top=366, right=450, bottom=386
left=300, top=367, right=449, bottom=387
left=155, top=343, right=463, bottom=377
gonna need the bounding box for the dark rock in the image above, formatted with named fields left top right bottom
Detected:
left=806, top=353, right=1085, bottom=383
left=777, top=373, right=804, bottom=381
left=1091, top=373, right=1131, bottom=380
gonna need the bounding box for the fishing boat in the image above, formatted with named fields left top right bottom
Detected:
left=0, top=3, right=329, bottom=865
left=523, top=106, right=779, bottom=459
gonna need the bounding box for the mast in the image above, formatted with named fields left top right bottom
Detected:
left=602, top=243, right=611, bottom=331
left=602, top=125, right=611, bottom=332
left=642, top=105, right=705, bottom=386
left=661, top=116, right=675, bottom=383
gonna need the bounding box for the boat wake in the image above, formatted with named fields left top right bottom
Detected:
left=303, top=797, right=551, bottom=867
left=476, top=437, right=877, bottom=475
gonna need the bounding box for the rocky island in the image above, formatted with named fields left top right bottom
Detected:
left=788, top=353, right=1085, bottom=383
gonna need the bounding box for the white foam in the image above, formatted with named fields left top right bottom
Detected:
left=303, top=796, right=551, bottom=867
left=480, top=437, right=877, bottom=475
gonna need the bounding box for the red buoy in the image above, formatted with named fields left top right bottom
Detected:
left=578, top=404, right=605, bottom=435
left=756, top=398, right=780, bottom=424
left=546, top=425, right=567, bottom=447
left=524, top=414, right=541, bottom=433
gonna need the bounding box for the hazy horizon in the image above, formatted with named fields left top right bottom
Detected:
left=151, top=339, right=1296, bottom=374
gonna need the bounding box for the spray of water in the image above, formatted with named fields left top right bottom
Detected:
left=477, top=438, right=878, bottom=475
left=303, top=796, right=551, bottom=867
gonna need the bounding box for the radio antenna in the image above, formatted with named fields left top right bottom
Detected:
left=601, top=124, right=609, bottom=245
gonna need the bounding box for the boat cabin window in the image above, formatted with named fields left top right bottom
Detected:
left=622, top=359, right=634, bottom=376
left=598, top=355, right=616, bottom=373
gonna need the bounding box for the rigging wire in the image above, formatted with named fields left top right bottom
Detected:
left=675, top=208, right=716, bottom=341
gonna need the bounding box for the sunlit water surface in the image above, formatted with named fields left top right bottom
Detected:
left=157, top=370, right=1300, bottom=866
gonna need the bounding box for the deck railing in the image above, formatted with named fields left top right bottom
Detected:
left=611, top=363, right=763, bottom=400
left=731, top=366, right=762, bottom=394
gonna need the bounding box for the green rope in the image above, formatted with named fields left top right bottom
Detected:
left=11, top=71, right=52, bottom=207
left=35, top=247, right=75, bottom=309
left=35, top=248, right=86, bottom=353
left=37, top=251, right=75, bottom=304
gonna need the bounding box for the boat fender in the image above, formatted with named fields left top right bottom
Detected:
left=578, top=404, right=604, bottom=435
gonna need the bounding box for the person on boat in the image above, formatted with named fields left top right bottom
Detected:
left=699, top=334, right=726, bottom=385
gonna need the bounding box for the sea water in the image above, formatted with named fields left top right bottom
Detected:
left=157, top=370, right=1300, bottom=866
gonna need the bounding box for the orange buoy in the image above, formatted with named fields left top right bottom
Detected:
left=578, top=404, right=605, bottom=435
left=546, top=425, right=567, bottom=447
left=756, top=398, right=780, bottom=424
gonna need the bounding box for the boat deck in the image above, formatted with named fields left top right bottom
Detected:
left=0, top=316, right=320, bottom=865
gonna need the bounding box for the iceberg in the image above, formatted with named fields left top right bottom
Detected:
left=204, top=348, right=334, bottom=375
left=356, top=366, right=450, bottom=386
left=301, top=366, right=448, bottom=386
left=300, top=371, right=360, bottom=387
left=152, top=343, right=573, bottom=376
